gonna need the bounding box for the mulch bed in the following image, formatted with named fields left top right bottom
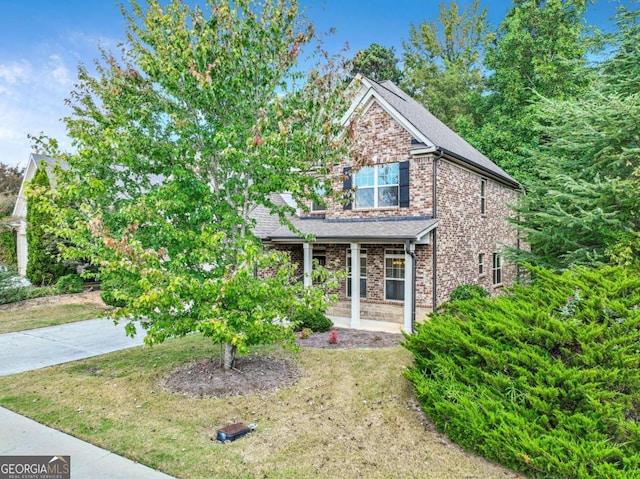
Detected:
left=164, top=328, right=403, bottom=398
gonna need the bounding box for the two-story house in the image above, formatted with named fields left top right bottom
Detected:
left=253, top=76, right=521, bottom=333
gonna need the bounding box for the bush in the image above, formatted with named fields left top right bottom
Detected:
left=0, top=269, right=58, bottom=305
left=0, top=228, right=16, bottom=267
left=56, top=274, right=84, bottom=294
left=292, top=308, right=333, bottom=333
left=404, top=265, right=640, bottom=479
left=25, top=168, right=75, bottom=285
left=449, top=284, right=489, bottom=301
left=99, top=272, right=142, bottom=308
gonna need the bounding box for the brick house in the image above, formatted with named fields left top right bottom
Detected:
left=253, top=76, right=522, bottom=333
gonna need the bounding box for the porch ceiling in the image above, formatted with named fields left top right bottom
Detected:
left=268, top=217, right=438, bottom=244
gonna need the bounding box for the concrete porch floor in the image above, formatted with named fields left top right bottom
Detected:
left=328, top=315, right=403, bottom=334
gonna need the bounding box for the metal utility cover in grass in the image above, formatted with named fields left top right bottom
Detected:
left=216, top=423, right=252, bottom=442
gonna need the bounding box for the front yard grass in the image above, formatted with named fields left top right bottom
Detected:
left=0, top=302, right=108, bottom=334
left=0, top=335, right=518, bottom=479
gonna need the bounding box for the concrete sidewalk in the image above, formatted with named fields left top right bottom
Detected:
left=0, top=407, right=175, bottom=478
left=0, top=319, right=177, bottom=478
left=0, top=318, right=146, bottom=376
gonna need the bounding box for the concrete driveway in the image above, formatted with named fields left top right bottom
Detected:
left=0, top=318, right=145, bottom=376
left=0, top=318, right=177, bottom=478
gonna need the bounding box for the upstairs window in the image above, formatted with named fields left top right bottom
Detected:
left=354, top=163, right=399, bottom=209
left=311, top=184, right=326, bottom=212
left=480, top=179, right=487, bottom=215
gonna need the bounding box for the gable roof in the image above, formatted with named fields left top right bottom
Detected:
left=346, top=76, right=520, bottom=188
left=12, top=153, right=67, bottom=220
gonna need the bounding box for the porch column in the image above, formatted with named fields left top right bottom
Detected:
left=350, top=242, right=361, bottom=329
left=17, top=221, right=28, bottom=277
left=303, top=243, right=312, bottom=288
left=403, top=243, right=415, bottom=334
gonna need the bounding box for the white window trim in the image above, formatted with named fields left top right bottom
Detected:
left=480, top=178, right=487, bottom=215
left=492, top=253, right=502, bottom=285
left=479, top=253, right=485, bottom=277
left=384, top=249, right=405, bottom=302
left=346, top=249, right=367, bottom=298
left=311, top=184, right=326, bottom=212
left=354, top=163, right=399, bottom=209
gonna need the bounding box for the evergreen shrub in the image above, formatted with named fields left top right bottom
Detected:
left=0, top=269, right=58, bottom=305
left=26, top=168, right=74, bottom=285
left=56, top=274, right=84, bottom=294
left=292, top=308, right=333, bottom=333
left=0, top=229, right=16, bottom=267
left=404, top=265, right=640, bottom=479
left=449, top=284, right=489, bottom=301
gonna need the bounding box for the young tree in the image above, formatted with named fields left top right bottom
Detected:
left=510, top=3, right=640, bottom=269
left=347, top=43, right=402, bottom=83
left=45, top=0, right=350, bottom=368
left=401, top=0, right=490, bottom=131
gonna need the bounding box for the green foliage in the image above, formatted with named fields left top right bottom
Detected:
left=347, top=43, right=402, bottom=83
left=0, top=162, right=24, bottom=217
left=291, top=308, right=333, bottom=333
left=404, top=265, right=640, bottom=479
left=25, top=167, right=74, bottom=285
left=449, top=284, right=488, bottom=301
left=0, top=228, right=16, bottom=267
left=55, top=274, right=84, bottom=294
left=509, top=4, right=640, bottom=269
left=0, top=268, right=58, bottom=305
left=99, top=271, right=141, bottom=308
left=462, top=0, right=592, bottom=186
left=41, top=0, right=351, bottom=368
left=401, top=0, right=490, bottom=131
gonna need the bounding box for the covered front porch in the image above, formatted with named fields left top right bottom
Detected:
left=268, top=217, right=438, bottom=334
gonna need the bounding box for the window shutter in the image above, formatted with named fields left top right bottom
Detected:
left=342, top=167, right=353, bottom=210
left=399, top=161, right=410, bottom=208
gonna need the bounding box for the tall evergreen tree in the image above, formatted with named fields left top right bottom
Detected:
left=347, top=43, right=402, bottom=83
left=25, top=167, right=73, bottom=284
left=510, top=3, right=640, bottom=269
left=402, top=0, right=490, bottom=131
left=463, top=0, right=592, bottom=186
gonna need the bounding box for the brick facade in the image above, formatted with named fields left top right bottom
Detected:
left=435, top=159, right=520, bottom=304
left=269, top=91, right=521, bottom=327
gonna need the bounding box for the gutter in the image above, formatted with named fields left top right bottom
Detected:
left=432, top=150, right=443, bottom=312
left=405, top=239, right=417, bottom=333
left=437, top=147, right=521, bottom=190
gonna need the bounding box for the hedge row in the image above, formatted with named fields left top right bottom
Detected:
left=404, top=266, right=640, bottom=479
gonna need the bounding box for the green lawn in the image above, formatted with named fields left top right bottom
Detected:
left=0, top=302, right=108, bottom=334
left=0, top=335, right=518, bottom=479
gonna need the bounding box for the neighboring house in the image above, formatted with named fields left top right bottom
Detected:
left=12, top=153, right=61, bottom=277
left=253, top=76, right=522, bottom=333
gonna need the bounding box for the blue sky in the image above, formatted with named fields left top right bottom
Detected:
left=0, top=0, right=624, bottom=168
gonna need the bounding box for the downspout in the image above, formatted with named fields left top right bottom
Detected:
left=432, top=150, right=443, bottom=312
left=404, top=239, right=417, bottom=333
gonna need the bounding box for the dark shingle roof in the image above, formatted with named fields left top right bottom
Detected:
left=367, top=79, right=519, bottom=187
left=269, top=217, right=438, bottom=242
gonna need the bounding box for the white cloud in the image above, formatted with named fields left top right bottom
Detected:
left=0, top=60, right=32, bottom=85
left=48, top=54, right=71, bottom=86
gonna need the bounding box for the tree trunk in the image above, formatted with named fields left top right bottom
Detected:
left=223, top=343, right=237, bottom=370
